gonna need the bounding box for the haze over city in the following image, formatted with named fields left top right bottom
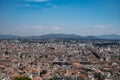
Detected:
left=0, top=0, right=120, bottom=36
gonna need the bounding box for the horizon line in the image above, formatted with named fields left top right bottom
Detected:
left=0, top=33, right=120, bottom=37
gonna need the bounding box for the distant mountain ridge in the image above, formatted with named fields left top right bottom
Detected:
left=98, top=34, right=120, bottom=39
left=34, top=34, right=83, bottom=39
left=0, top=34, right=22, bottom=39
left=0, top=34, right=120, bottom=39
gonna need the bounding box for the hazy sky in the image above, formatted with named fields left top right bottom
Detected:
left=0, top=0, right=120, bottom=36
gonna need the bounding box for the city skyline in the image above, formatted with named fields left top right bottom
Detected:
left=0, top=0, right=120, bottom=36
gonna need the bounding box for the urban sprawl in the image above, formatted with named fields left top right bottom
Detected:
left=0, top=39, right=120, bottom=80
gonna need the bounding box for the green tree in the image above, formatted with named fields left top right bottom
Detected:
left=47, top=78, right=52, bottom=80
left=13, top=76, right=31, bottom=80
left=39, top=70, right=47, bottom=76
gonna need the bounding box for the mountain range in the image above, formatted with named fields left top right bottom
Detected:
left=0, top=34, right=120, bottom=39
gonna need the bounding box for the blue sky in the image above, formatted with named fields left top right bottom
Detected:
left=0, top=0, right=120, bottom=36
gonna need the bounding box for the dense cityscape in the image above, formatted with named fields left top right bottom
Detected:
left=0, top=0, right=120, bottom=80
left=0, top=38, right=120, bottom=80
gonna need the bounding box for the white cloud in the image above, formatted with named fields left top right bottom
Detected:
left=13, top=4, right=31, bottom=7
left=3, top=25, right=63, bottom=36
left=82, top=25, right=120, bottom=36
left=15, top=3, right=42, bottom=8
left=46, top=3, right=57, bottom=8
left=52, top=27, right=61, bottom=31
left=2, top=24, right=119, bottom=36
left=26, top=0, right=49, bottom=2
left=40, top=3, right=57, bottom=11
